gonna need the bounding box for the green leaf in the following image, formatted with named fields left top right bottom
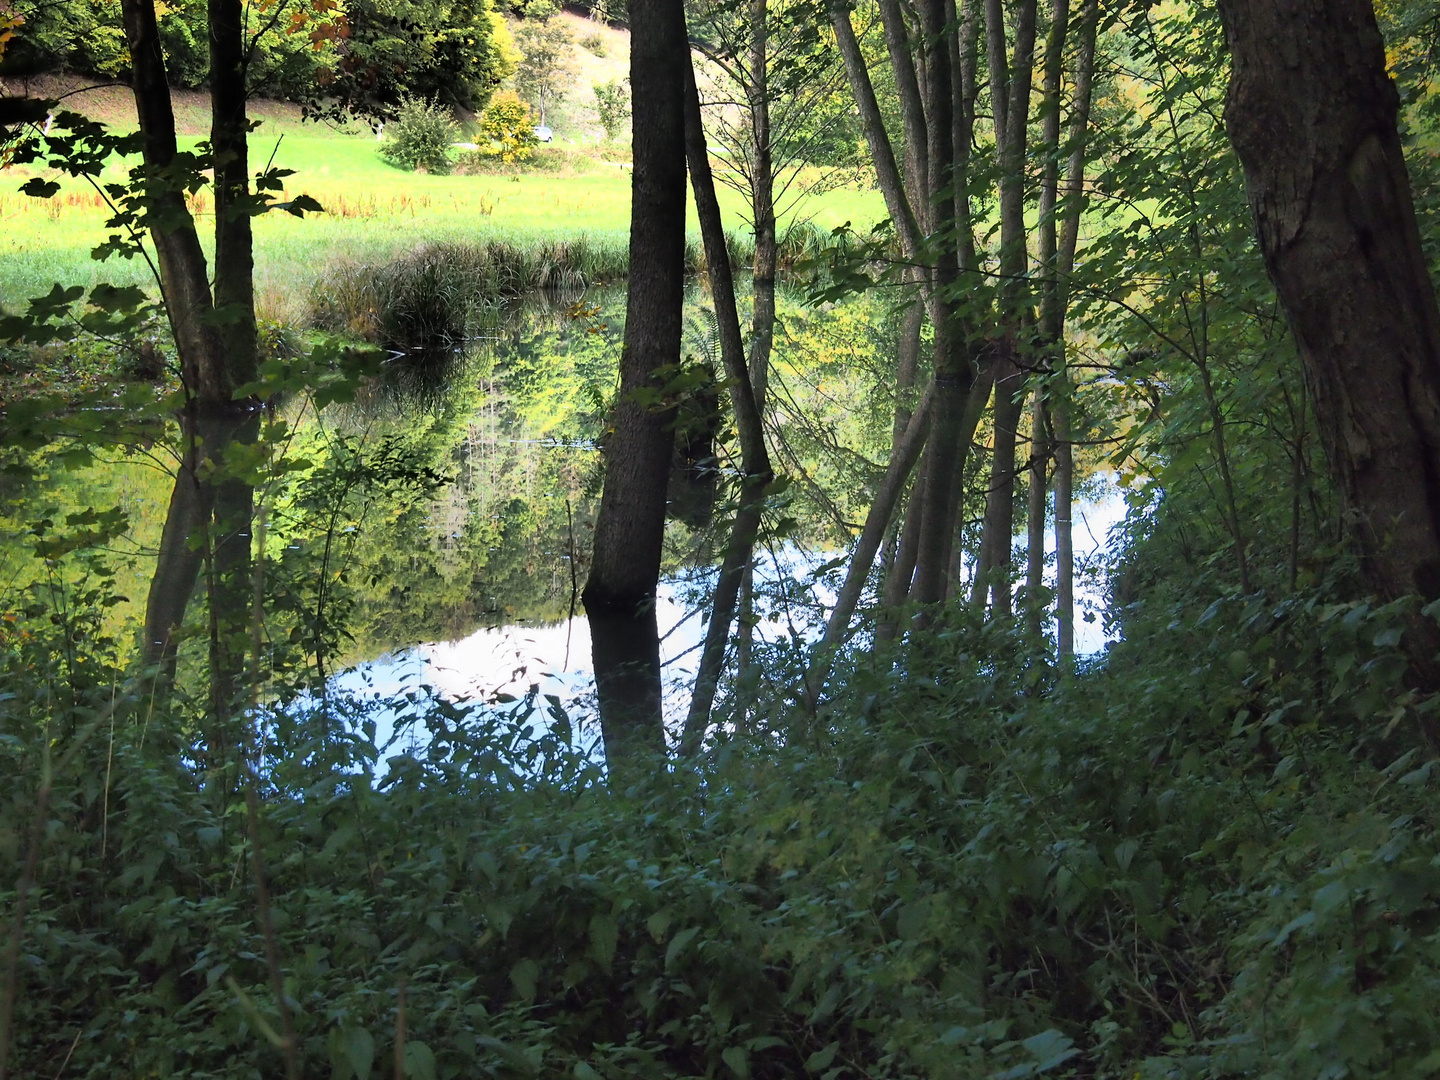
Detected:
left=20, top=177, right=60, bottom=199
left=1113, top=839, right=1139, bottom=873
left=477, top=1036, right=539, bottom=1076
left=646, top=909, right=672, bottom=942
left=510, top=958, right=539, bottom=1002
left=722, top=1046, right=749, bottom=1080
left=804, top=1043, right=839, bottom=1073
left=1311, top=881, right=1349, bottom=915
left=665, top=925, right=700, bottom=970
left=896, top=900, right=929, bottom=941
left=342, top=1027, right=375, bottom=1080
left=1021, top=1029, right=1079, bottom=1073
left=588, top=911, right=619, bottom=972
left=403, top=1041, right=436, bottom=1080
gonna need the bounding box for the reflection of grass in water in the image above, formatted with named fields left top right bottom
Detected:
left=309, top=238, right=636, bottom=346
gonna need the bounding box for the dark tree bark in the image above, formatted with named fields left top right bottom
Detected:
left=907, top=0, right=973, bottom=607
left=806, top=385, right=935, bottom=708
left=584, top=0, right=688, bottom=770
left=120, top=0, right=224, bottom=402
left=1049, top=0, right=1096, bottom=661
left=971, top=353, right=1024, bottom=613
left=142, top=418, right=212, bottom=684
left=209, top=0, right=259, bottom=395
left=1218, top=0, right=1440, bottom=687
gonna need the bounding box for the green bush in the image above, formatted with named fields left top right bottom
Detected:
left=593, top=79, right=630, bottom=142
left=378, top=96, right=460, bottom=174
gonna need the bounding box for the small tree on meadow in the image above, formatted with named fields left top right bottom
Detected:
left=379, top=96, right=459, bottom=173
left=514, top=0, right=578, bottom=127
left=479, top=91, right=541, bottom=162
left=593, top=79, right=630, bottom=142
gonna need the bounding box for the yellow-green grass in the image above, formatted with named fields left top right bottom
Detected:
left=0, top=126, right=887, bottom=322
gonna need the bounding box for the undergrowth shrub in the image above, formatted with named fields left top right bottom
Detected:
left=379, top=96, right=460, bottom=174
left=7, top=534, right=1440, bottom=1079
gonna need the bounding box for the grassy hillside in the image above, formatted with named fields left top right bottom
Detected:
left=0, top=60, right=883, bottom=319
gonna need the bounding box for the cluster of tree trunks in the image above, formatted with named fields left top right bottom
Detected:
left=99, top=0, right=1440, bottom=768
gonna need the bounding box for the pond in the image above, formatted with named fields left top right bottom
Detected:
left=1, top=279, right=1125, bottom=758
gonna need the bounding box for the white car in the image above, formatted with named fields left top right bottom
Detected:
left=533, top=125, right=554, bottom=143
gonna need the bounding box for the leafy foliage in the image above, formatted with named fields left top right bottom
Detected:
left=513, top=0, right=578, bottom=127
left=592, top=80, right=629, bottom=143
left=5, top=535, right=1440, bottom=1079
left=477, top=90, right=542, bottom=163
left=378, top=96, right=460, bottom=173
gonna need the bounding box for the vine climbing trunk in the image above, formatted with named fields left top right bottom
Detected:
left=584, top=0, right=688, bottom=772
left=1218, top=0, right=1440, bottom=692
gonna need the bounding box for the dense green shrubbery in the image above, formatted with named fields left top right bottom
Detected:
left=5, top=537, right=1440, bottom=1078
left=379, top=97, right=461, bottom=174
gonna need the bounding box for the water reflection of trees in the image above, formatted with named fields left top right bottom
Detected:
left=322, top=292, right=620, bottom=665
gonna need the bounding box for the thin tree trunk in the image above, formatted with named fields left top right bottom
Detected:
left=1025, top=390, right=1049, bottom=630
left=892, top=288, right=926, bottom=446
left=584, top=0, right=688, bottom=771
left=1054, top=390, right=1075, bottom=658
left=747, top=0, right=777, bottom=410
left=805, top=385, right=934, bottom=709
left=970, top=0, right=1037, bottom=620
left=877, top=469, right=925, bottom=643
left=209, top=0, right=258, bottom=398
left=120, top=0, right=223, bottom=404
left=203, top=412, right=257, bottom=762
left=680, top=59, right=773, bottom=756
left=142, top=418, right=211, bottom=686
left=1053, top=0, right=1097, bottom=664
left=974, top=354, right=1025, bottom=614
left=878, top=0, right=930, bottom=216
left=909, top=0, right=970, bottom=607
left=1026, top=0, right=1067, bottom=636
left=829, top=2, right=925, bottom=262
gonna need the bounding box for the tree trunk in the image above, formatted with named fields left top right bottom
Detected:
left=805, top=385, right=934, bottom=709
left=908, top=0, right=970, bottom=607
left=1024, top=390, right=1049, bottom=630
left=1219, top=0, right=1440, bottom=688
left=142, top=418, right=212, bottom=686
left=584, top=0, right=688, bottom=771
left=204, top=413, right=257, bottom=757
left=829, top=1, right=925, bottom=262
left=973, top=353, right=1024, bottom=614
left=127, top=0, right=260, bottom=738
left=1052, top=0, right=1097, bottom=664
left=120, top=0, right=224, bottom=403
left=679, top=59, right=773, bottom=757
left=209, top=0, right=258, bottom=398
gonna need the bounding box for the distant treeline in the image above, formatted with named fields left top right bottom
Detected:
left=0, top=0, right=520, bottom=117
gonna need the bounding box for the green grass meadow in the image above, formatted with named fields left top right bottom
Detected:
left=0, top=116, right=886, bottom=322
